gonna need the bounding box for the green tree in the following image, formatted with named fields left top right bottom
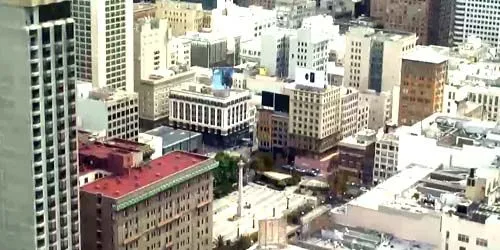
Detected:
left=255, top=152, right=274, bottom=170
left=249, top=158, right=267, bottom=172
left=213, top=152, right=240, bottom=198
left=234, top=235, right=252, bottom=250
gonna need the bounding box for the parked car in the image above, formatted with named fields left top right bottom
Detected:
left=311, top=168, right=320, bottom=173
left=306, top=169, right=319, bottom=177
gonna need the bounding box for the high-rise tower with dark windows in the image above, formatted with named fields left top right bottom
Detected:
left=0, top=0, right=80, bottom=249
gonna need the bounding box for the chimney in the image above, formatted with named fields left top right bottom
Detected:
left=469, top=168, right=476, bottom=178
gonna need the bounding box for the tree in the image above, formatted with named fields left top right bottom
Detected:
left=234, top=235, right=252, bottom=250
left=328, top=172, right=348, bottom=197
left=255, top=152, right=274, bottom=170
left=214, top=235, right=225, bottom=249
left=249, top=158, right=267, bottom=172
left=213, top=152, right=240, bottom=198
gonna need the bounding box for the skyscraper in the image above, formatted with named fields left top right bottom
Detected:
left=0, top=0, right=80, bottom=249
left=72, top=0, right=134, bottom=92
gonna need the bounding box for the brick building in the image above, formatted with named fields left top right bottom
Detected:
left=79, top=149, right=217, bottom=250
left=399, top=46, right=447, bottom=126
left=334, top=129, right=377, bottom=185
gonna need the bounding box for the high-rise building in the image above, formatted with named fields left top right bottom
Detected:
left=288, top=15, right=339, bottom=80
left=453, top=0, right=500, bottom=49
left=344, top=27, right=417, bottom=92
left=370, top=0, right=454, bottom=46
left=0, top=0, right=80, bottom=249
left=72, top=0, right=134, bottom=92
left=285, top=68, right=342, bottom=155
left=399, top=46, right=448, bottom=126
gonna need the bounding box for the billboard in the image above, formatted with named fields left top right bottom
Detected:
left=258, top=218, right=287, bottom=247
left=212, top=67, right=234, bottom=90
left=261, top=91, right=290, bottom=113
left=295, top=67, right=327, bottom=89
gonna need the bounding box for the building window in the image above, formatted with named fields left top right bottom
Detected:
left=476, top=238, right=488, bottom=247
left=458, top=234, right=469, bottom=243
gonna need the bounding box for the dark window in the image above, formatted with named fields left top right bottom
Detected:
left=39, top=2, right=71, bottom=22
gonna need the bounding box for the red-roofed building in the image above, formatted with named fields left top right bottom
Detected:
left=79, top=151, right=218, bottom=250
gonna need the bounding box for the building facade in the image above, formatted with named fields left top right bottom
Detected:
left=0, top=0, right=80, bottom=249
left=399, top=46, right=448, bottom=126
left=334, top=129, right=377, bottom=185
left=80, top=151, right=217, bottom=250
left=371, top=0, right=454, bottom=46
left=453, top=0, right=500, bottom=49
left=76, top=87, right=139, bottom=141
left=373, top=134, right=399, bottom=185
left=168, top=85, right=252, bottom=147
left=73, top=0, right=134, bottom=92
left=275, top=0, right=316, bottom=29
left=155, top=1, right=209, bottom=37
left=137, top=70, right=196, bottom=130
left=285, top=69, right=342, bottom=155
left=288, top=15, right=338, bottom=80
left=134, top=17, right=169, bottom=83
left=344, top=27, right=417, bottom=92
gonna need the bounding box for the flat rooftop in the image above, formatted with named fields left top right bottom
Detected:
left=79, top=138, right=147, bottom=158
left=348, top=163, right=439, bottom=210
left=80, top=151, right=209, bottom=199
left=143, top=126, right=201, bottom=148
left=403, top=45, right=448, bottom=64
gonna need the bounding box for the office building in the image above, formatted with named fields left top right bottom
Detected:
left=359, top=90, right=393, bottom=130
left=285, top=68, right=342, bottom=155
left=340, top=87, right=370, bottom=139
left=344, top=27, right=417, bottom=92
left=80, top=150, right=217, bottom=250
left=257, top=91, right=290, bottom=155
left=0, top=0, right=80, bottom=249
left=370, top=0, right=454, bottom=46
left=373, top=133, right=399, bottom=185
left=183, top=32, right=228, bottom=68
left=167, top=37, right=192, bottom=68
left=275, top=0, right=316, bottom=29
left=334, top=129, right=377, bottom=185
left=453, top=0, right=500, bottom=49
left=72, top=0, right=134, bottom=92
left=133, top=2, right=156, bottom=20
left=169, top=84, right=252, bottom=147
left=399, top=46, right=448, bottom=126
left=247, top=0, right=275, bottom=9
left=76, top=86, right=139, bottom=141
left=155, top=1, right=210, bottom=37
left=134, top=17, right=169, bottom=83
left=288, top=15, right=339, bottom=80
left=211, top=4, right=277, bottom=41
left=260, top=28, right=295, bottom=78
left=137, top=70, right=196, bottom=129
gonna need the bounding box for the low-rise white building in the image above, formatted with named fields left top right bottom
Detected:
left=275, top=0, right=316, bottom=29
left=168, top=84, right=252, bottom=147
left=167, top=37, right=191, bottom=68
left=240, top=38, right=261, bottom=64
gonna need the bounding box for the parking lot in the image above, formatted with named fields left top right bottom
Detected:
left=212, top=183, right=316, bottom=242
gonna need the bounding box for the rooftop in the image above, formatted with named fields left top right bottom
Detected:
left=347, top=163, right=439, bottom=210
left=79, top=138, right=148, bottom=158
left=338, top=129, right=377, bottom=149
left=80, top=151, right=210, bottom=199
left=143, top=126, right=201, bottom=148
left=87, top=88, right=137, bottom=102
left=347, top=26, right=416, bottom=41
left=302, top=224, right=435, bottom=250
left=403, top=45, right=448, bottom=64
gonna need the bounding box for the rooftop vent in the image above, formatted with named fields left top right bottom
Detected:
left=155, top=173, right=161, bottom=177
left=95, top=185, right=100, bottom=190
left=135, top=182, right=140, bottom=188
left=114, top=190, right=120, bottom=196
